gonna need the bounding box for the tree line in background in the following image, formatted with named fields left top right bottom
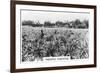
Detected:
left=22, top=19, right=89, bottom=28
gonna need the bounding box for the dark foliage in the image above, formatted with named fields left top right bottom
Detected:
left=22, top=19, right=89, bottom=29
left=22, top=26, right=89, bottom=62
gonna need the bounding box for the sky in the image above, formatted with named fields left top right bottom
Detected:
left=21, top=10, right=90, bottom=24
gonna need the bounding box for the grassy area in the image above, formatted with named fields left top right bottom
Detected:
left=21, top=26, right=89, bottom=62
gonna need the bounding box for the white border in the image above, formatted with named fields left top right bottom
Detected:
left=16, top=4, right=94, bottom=69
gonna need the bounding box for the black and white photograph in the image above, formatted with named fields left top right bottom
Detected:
left=11, top=1, right=96, bottom=72
left=21, top=10, right=89, bottom=62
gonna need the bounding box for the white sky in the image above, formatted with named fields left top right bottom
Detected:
left=21, top=10, right=89, bottom=23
